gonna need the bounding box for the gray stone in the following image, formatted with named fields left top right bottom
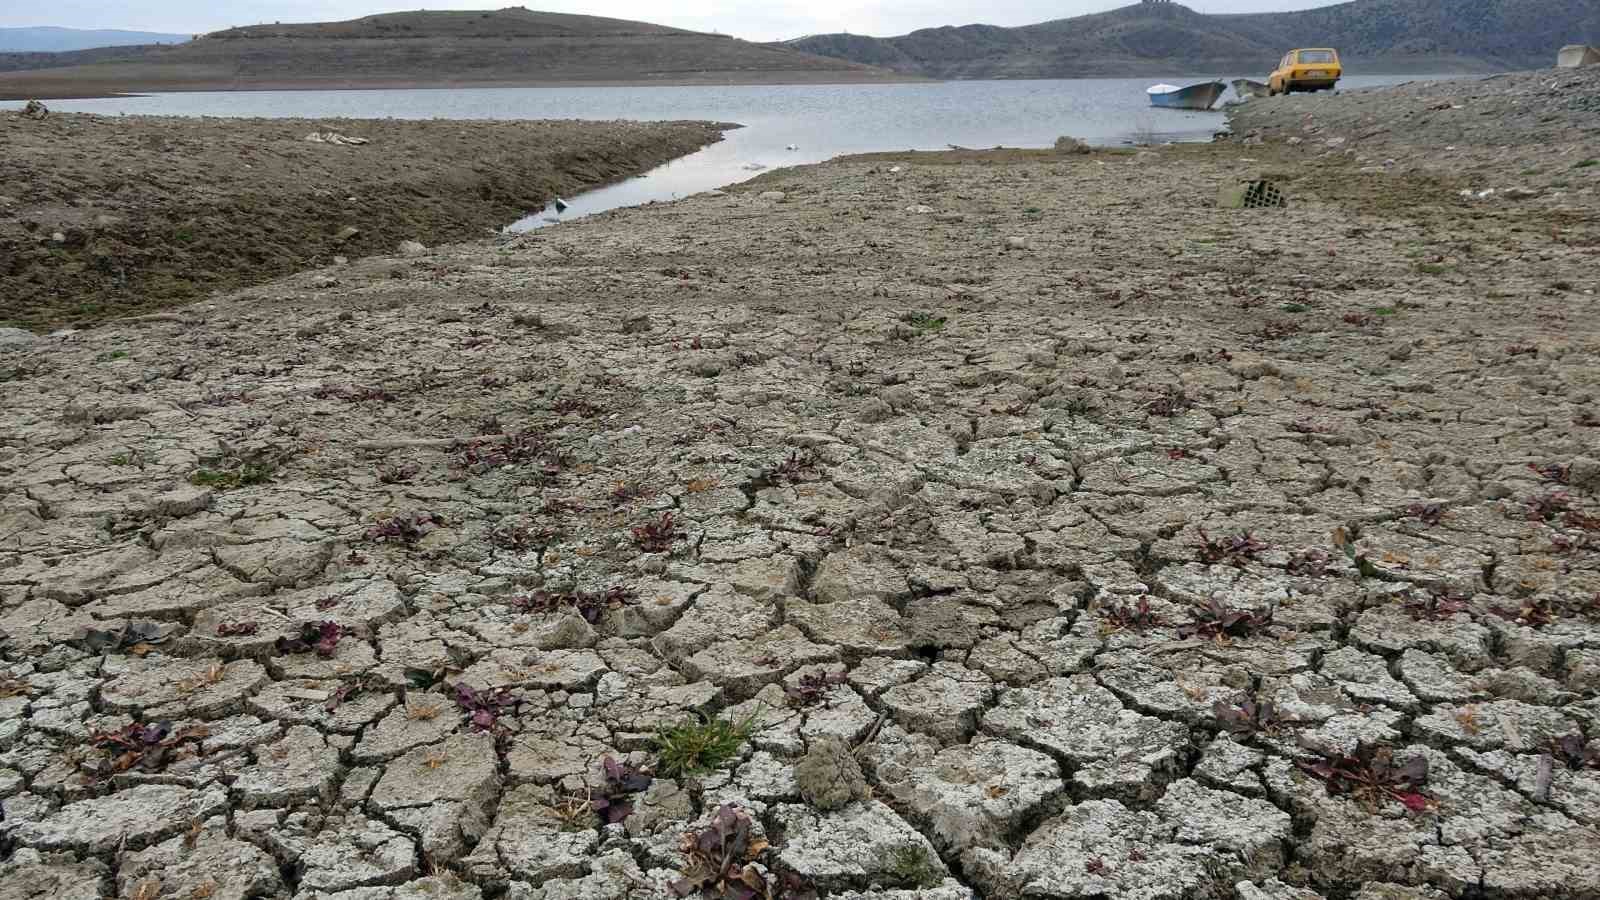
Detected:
left=681, top=624, right=837, bottom=701
left=296, top=814, right=418, bottom=893
left=353, top=697, right=460, bottom=762
left=234, top=724, right=340, bottom=806
left=100, top=657, right=268, bottom=719
left=463, top=783, right=598, bottom=882
left=794, top=735, right=869, bottom=811
left=117, top=817, right=283, bottom=900
left=368, top=732, right=501, bottom=863
left=976, top=799, right=1220, bottom=900
left=10, top=783, right=228, bottom=853
left=0, top=852, right=108, bottom=900
left=773, top=800, right=947, bottom=891
left=1237, top=880, right=1326, bottom=900
left=879, top=662, right=994, bottom=744
left=899, top=737, right=1063, bottom=855
left=0, top=327, right=41, bottom=351
left=1155, top=779, right=1291, bottom=875
left=982, top=673, right=1188, bottom=801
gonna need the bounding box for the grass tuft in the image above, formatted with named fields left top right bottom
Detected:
left=653, top=712, right=757, bottom=777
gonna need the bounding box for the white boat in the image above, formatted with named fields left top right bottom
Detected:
left=1146, top=81, right=1226, bottom=111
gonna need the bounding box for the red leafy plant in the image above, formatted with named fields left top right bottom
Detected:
left=454, top=683, right=517, bottom=732
left=1404, top=503, right=1446, bottom=526
left=766, top=450, right=820, bottom=484
left=1213, top=695, right=1292, bottom=739
left=1519, top=492, right=1572, bottom=522
left=84, top=721, right=209, bottom=777
left=1145, top=386, right=1195, bottom=417
left=785, top=670, right=846, bottom=708
left=632, top=512, right=680, bottom=552
left=1528, top=462, right=1570, bottom=485
left=591, top=755, right=653, bottom=825
left=458, top=430, right=568, bottom=477
left=511, top=585, right=637, bottom=625
left=1566, top=510, right=1600, bottom=532
left=1287, top=549, right=1331, bottom=577
left=1178, top=599, right=1275, bottom=640
left=378, top=462, right=420, bottom=484
left=312, top=384, right=397, bottom=402
left=491, top=519, right=559, bottom=551
left=1489, top=597, right=1557, bottom=628
left=1289, top=418, right=1333, bottom=435
left=1195, top=528, right=1269, bottom=567
left=367, top=511, right=445, bottom=545
left=1401, top=588, right=1471, bottom=622
left=1101, top=596, right=1164, bottom=632
left=275, top=621, right=343, bottom=658
left=552, top=397, right=603, bottom=418
left=1296, top=743, right=1431, bottom=813
left=1548, top=734, right=1600, bottom=771
left=670, top=804, right=815, bottom=900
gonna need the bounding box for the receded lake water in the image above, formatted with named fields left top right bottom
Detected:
left=11, top=75, right=1444, bottom=228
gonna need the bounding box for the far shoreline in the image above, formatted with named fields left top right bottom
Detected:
left=0, top=67, right=1487, bottom=103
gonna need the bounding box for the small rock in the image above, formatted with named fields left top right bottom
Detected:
left=1569, top=457, right=1600, bottom=487
left=758, top=191, right=788, bottom=202
left=1006, top=237, right=1027, bottom=250
left=397, top=240, right=427, bottom=256
left=334, top=226, right=361, bottom=242
left=1388, top=344, right=1414, bottom=361
left=0, top=327, right=41, bottom=351
left=906, top=205, right=934, bottom=214
left=50, top=232, right=66, bottom=243
left=794, top=735, right=869, bottom=811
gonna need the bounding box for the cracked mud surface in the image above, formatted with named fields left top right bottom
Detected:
left=3, top=70, right=1600, bottom=900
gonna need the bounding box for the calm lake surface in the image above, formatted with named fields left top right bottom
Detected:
left=13, top=75, right=1447, bottom=228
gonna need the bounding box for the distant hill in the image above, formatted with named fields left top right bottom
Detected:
left=785, top=0, right=1600, bottom=78
left=0, top=8, right=906, bottom=99
left=0, top=26, right=191, bottom=52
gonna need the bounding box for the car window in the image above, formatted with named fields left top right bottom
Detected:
left=1297, top=50, right=1336, bottom=64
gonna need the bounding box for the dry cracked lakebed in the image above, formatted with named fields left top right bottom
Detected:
left=2, top=89, right=1600, bottom=900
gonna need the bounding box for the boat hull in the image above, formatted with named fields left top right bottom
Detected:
left=1231, top=79, right=1270, bottom=99
left=1149, top=81, right=1226, bottom=111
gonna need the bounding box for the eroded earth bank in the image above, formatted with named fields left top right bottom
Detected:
left=2, top=69, right=1600, bottom=900
left=0, top=115, right=729, bottom=331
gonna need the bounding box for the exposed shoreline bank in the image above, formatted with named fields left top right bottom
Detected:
left=0, top=114, right=731, bottom=331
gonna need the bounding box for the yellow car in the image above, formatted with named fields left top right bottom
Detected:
left=1269, top=48, right=1342, bottom=95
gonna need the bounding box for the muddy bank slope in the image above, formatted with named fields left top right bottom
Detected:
left=1, top=73, right=1598, bottom=900
left=1230, top=66, right=1600, bottom=181
left=0, top=114, right=728, bottom=330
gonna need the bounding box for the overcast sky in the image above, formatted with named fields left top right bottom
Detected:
left=3, top=0, right=1341, bottom=42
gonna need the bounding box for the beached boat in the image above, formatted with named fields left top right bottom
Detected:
left=1147, top=81, right=1226, bottom=111
left=1557, top=44, right=1600, bottom=68
left=1231, top=78, right=1271, bottom=100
